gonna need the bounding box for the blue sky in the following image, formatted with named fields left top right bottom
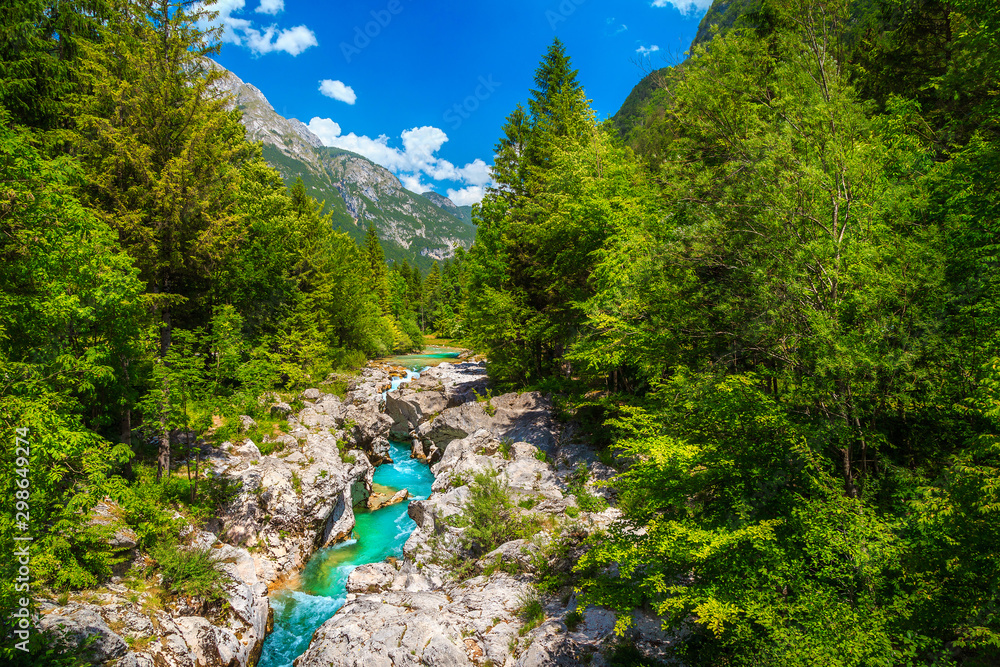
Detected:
left=203, top=0, right=711, bottom=204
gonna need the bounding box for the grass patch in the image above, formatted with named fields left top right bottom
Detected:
left=473, top=388, right=497, bottom=417
left=518, top=497, right=539, bottom=510
left=499, top=438, right=514, bottom=460
left=150, top=541, right=232, bottom=603
left=517, top=589, right=545, bottom=636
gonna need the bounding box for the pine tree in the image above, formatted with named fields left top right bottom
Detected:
left=465, top=39, right=598, bottom=384
left=72, top=0, right=251, bottom=480
left=0, top=0, right=111, bottom=137
left=364, top=224, right=390, bottom=314
left=423, top=261, right=441, bottom=328
left=290, top=176, right=310, bottom=218
left=528, top=38, right=581, bottom=122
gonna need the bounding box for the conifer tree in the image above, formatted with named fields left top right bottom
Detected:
left=0, top=0, right=111, bottom=136
left=364, top=224, right=390, bottom=314
left=73, top=0, right=251, bottom=480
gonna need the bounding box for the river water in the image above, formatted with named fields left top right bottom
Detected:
left=256, top=349, right=460, bottom=667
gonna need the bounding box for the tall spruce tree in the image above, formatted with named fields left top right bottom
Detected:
left=364, top=224, right=390, bottom=315
left=466, top=39, right=600, bottom=384
left=72, top=0, right=251, bottom=480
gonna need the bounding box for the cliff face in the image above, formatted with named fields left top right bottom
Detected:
left=212, top=62, right=476, bottom=269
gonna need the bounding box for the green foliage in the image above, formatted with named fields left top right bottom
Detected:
left=566, top=463, right=607, bottom=513
left=450, top=469, right=540, bottom=556
left=2, top=630, right=97, bottom=667
left=474, top=388, right=497, bottom=416
left=516, top=589, right=545, bottom=636
left=579, top=373, right=904, bottom=664
left=498, top=438, right=513, bottom=460
left=151, top=541, right=232, bottom=603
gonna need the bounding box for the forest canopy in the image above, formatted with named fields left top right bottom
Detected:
left=3, top=0, right=1000, bottom=664
left=448, top=0, right=1000, bottom=664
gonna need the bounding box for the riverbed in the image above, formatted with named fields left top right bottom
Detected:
left=256, top=350, right=459, bottom=667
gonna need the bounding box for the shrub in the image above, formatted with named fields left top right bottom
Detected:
left=499, top=438, right=514, bottom=460
left=151, top=541, right=232, bottom=603
left=474, top=388, right=497, bottom=416
left=451, top=469, right=540, bottom=555
left=565, top=609, right=584, bottom=632
left=567, top=462, right=607, bottom=513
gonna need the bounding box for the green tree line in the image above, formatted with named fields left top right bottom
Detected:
left=455, top=1, right=1000, bottom=664
left=0, top=0, right=422, bottom=657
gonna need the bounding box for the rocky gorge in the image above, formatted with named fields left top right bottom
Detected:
left=37, top=356, right=674, bottom=667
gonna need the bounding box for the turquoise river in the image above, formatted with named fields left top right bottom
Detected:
left=257, top=349, right=460, bottom=667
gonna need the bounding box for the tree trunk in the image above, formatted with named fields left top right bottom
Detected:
left=192, top=448, right=199, bottom=504
left=120, top=407, right=134, bottom=480
left=157, top=425, right=170, bottom=482
left=840, top=445, right=858, bottom=499
left=155, top=296, right=172, bottom=482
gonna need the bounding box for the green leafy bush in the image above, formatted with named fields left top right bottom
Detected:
left=566, top=463, right=607, bottom=513
left=450, top=469, right=540, bottom=555
left=499, top=438, right=514, bottom=460
left=151, top=541, right=232, bottom=603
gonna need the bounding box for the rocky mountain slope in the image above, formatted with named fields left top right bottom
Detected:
left=211, top=63, right=475, bottom=271
left=422, top=190, right=475, bottom=226
left=612, top=0, right=753, bottom=140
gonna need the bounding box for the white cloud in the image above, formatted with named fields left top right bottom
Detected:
left=306, top=117, right=493, bottom=204
left=400, top=174, right=433, bottom=194
left=651, top=0, right=713, bottom=16
left=269, top=25, right=318, bottom=55
left=447, top=186, right=486, bottom=206
left=636, top=44, right=661, bottom=56
left=319, top=79, right=357, bottom=105
left=256, top=0, right=283, bottom=14
left=606, top=17, right=628, bottom=35
left=307, top=117, right=343, bottom=145
left=199, top=0, right=316, bottom=56
left=454, top=159, right=492, bottom=187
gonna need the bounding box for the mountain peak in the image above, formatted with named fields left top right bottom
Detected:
left=208, top=61, right=475, bottom=270
left=421, top=191, right=459, bottom=211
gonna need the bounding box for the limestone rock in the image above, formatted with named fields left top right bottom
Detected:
left=39, top=531, right=271, bottom=667
left=346, top=562, right=397, bottom=594
left=270, top=402, right=293, bottom=419
left=239, top=415, right=257, bottom=432
left=88, top=500, right=139, bottom=551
